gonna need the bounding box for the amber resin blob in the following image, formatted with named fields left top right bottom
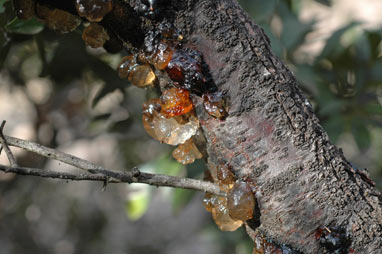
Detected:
left=172, top=139, right=202, bottom=165
left=36, top=4, right=81, bottom=33
left=142, top=99, right=199, bottom=146
left=118, top=55, right=156, bottom=88
left=227, top=181, right=255, bottom=221
left=75, top=0, right=113, bottom=22
left=211, top=196, right=243, bottom=231
left=82, top=23, right=110, bottom=48
left=160, top=87, right=193, bottom=117
left=203, top=165, right=255, bottom=231
left=147, top=42, right=173, bottom=70
left=203, top=92, right=227, bottom=120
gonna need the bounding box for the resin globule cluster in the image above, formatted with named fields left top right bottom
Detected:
left=75, top=0, right=113, bottom=22
left=15, top=0, right=256, bottom=236
left=203, top=164, right=255, bottom=231
left=35, top=3, right=81, bottom=33
left=82, top=23, right=110, bottom=48
left=115, top=25, right=227, bottom=164
left=13, top=0, right=113, bottom=45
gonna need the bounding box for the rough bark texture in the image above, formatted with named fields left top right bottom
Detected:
left=180, top=1, right=382, bottom=253
left=37, top=0, right=382, bottom=253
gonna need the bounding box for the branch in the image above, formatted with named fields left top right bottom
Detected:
left=1, top=134, right=223, bottom=196
left=0, top=121, right=18, bottom=167
left=0, top=164, right=117, bottom=182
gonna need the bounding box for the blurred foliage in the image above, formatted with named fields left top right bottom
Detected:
left=0, top=0, right=381, bottom=253
left=239, top=0, right=382, bottom=174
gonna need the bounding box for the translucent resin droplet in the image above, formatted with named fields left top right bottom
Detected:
left=227, top=181, right=255, bottom=221
left=148, top=42, right=173, bottom=70
left=160, top=88, right=193, bottom=117
left=202, top=192, right=216, bottom=212
left=118, top=55, right=136, bottom=79
left=13, top=0, right=35, bottom=20
left=142, top=99, right=199, bottom=145
left=128, top=64, right=155, bottom=88
left=36, top=4, right=81, bottom=33
left=118, top=55, right=155, bottom=87
left=154, top=114, right=199, bottom=145
left=172, top=139, right=202, bottom=165
left=217, top=164, right=236, bottom=185
left=212, top=196, right=243, bottom=231
left=142, top=99, right=161, bottom=139
left=75, top=0, right=113, bottom=22
left=82, top=23, right=109, bottom=48
left=252, top=235, right=285, bottom=254
left=165, top=48, right=204, bottom=92
left=203, top=92, right=227, bottom=120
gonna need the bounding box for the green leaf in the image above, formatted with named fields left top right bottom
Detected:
left=318, top=99, right=343, bottom=117
left=90, top=58, right=127, bottom=107
left=0, top=0, right=8, bottom=13
left=314, top=0, right=331, bottom=6
left=295, top=64, right=320, bottom=95
left=260, top=24, right=284, bottom=57
left=172, top=188, right=195, bottom=214
left=351, top=121, right=371, bottom=151
left=185, top=159, right=206, bottom=178
left=318, top=22, right=359, bottom=60
left=5, top=17, right=44, bottom=35
left=109, top=118, right=133, bottom=133
left=278, top=1, right=315, bottom=51
left=125, top=185, right=151, bottom=221
left=139, top=154, right=184, bottom=176
left=240, top=0, right=278, bottom=22
left=365, top=103, right=382, bottom=115
left=0, top=39, right=10, bottom=68
left=322, top=116, right=344, bottom=143
left=154, top=154, right=185, bottom=176
left=370, top=59, right=382, bottom=82
left=0, top=1, right=14, bottom=28
left=355, top=32, right=371, bottom=62
left=48, top=33, right=89, bottom=83
left=366, top=29, right=382, bottom=59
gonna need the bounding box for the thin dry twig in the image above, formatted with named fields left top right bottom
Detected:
left=0, top=164, right=118, bottom=182
left=1, top=134, right=223, bottom=196
left=0, top=121, right=18, bottom=167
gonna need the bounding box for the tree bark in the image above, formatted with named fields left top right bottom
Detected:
left=36, top=0, right=382, bottom=253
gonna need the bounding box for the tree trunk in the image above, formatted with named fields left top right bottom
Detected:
left=38, top=0, right=382, bottom=252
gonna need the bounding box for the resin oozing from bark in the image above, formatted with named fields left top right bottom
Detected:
left=227, top=180, right=255, bottom=221
left=212, top=195, right=243, bottom=231
left=203, top=164, right=255, bottom=231
left=142, top=99, right=199, bottom=146
left=75, top=0, right=113, bottom=22
left=252, top=233, right=300, bottom=254
left=202, top=92, right=227, bottom=120
left=118, top=55, right=156, bottom=87
left=217, top=164, right=235, bottom=185
left=315, top=227, right=353, bottom=254
left=160, top=88, right=193, bottom=117
left=82, top=23, right=110, bottom=48
left=172, top=139, right=202, bottom=165
left=147, top=42, right=173, bottom=70
left=36, top=3, right=81, bottom=33
left=166, top=47, right=205, bottom=92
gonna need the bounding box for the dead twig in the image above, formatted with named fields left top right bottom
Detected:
left=1, top=134, right=224, bottom=196
left=0, top=121, right=18, bottom=167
